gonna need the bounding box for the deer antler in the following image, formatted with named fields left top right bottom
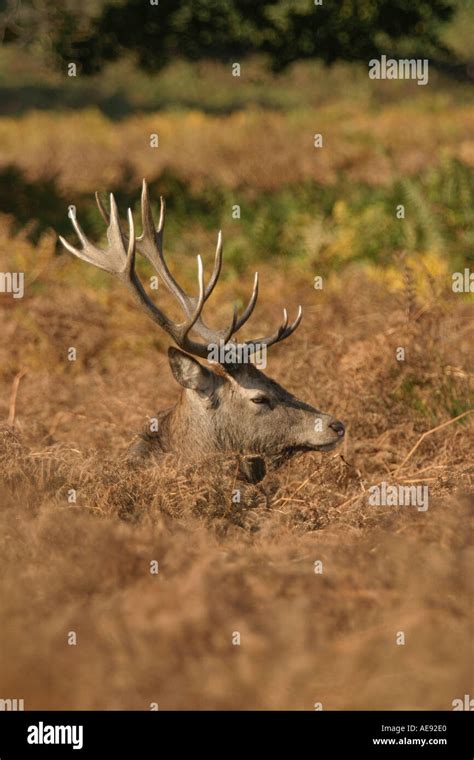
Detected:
left=60, top=181, right=302, bottom=360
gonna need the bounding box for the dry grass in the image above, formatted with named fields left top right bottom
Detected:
left=0, top=103, right=473, bottom=194
left=0, top=222, right=472, bottom=709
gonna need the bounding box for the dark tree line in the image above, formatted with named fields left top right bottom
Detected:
left=1, top=0, right=456, bottom=74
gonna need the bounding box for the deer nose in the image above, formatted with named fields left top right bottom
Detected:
left=329, top=420, right=345, bottom=437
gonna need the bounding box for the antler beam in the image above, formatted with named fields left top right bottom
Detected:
left=60, top=182, right=302, bottom=360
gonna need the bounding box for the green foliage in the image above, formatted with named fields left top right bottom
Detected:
left=3, top=158, right=471, bottom=275
left=2, top=0, right=457, bottom=75
left=391, top=370, right=474, bottom=420
left=391, top=374, right=432, bottom=418
left=423, top=158, right=474, bottom=265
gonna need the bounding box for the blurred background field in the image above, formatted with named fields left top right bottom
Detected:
left=0, top=0, right=473, bottom=279
left=0, top=0, right=472, bottom=711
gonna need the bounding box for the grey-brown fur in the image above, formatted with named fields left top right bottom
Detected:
left=127, top=347, right=345, bottom=481
left=59, top=182, right=345, bottom=483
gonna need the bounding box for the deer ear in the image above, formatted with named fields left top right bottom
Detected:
left=168, top=347, right=214, bottom=395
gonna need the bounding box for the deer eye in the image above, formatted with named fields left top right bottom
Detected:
left=251, top=395, right=271, bottom=406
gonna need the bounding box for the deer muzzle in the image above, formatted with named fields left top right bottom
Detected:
left=291, top=411, right=345, bottom=453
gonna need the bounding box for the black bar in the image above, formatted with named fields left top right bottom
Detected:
left=0, top=711, right=472, bottom=757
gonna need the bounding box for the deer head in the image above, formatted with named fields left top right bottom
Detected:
left=59, top=181, right=345, bottom=477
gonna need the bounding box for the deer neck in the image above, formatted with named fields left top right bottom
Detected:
left=166, top=390, right=217, bottom=458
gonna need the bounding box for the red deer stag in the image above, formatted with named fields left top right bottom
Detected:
left=59, top=181, right=345, bottom=481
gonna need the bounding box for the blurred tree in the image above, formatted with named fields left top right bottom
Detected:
left=1, top=0, right=456, bottom=74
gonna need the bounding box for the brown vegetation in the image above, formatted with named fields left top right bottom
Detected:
left=1, top=103, right=473, bottom=193
left=0, top=224, right=472, bottom=709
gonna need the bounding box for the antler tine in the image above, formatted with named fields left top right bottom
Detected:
left=60, top=185, right=303, bottom=362
left=59, top=195, right=127, bottom=274
left=204, top=230, right=223, bottom=300
left=119, top=203, right=210, bottom=353
left=60, top=194, right=190, bottom=344
left=95, top=190, right=128, bottom=243
left=124, top=208, right=136, bottom=275
left=108, top=193, right=126, bottom=252
left=244, top=305, right=303, bottom=351
left=68, top=207, right=88, bottom=247
left=139, top=181, right=226, bottom=316
left=233, top=272, right=259, bottom=334
left=157, top=192, right=165, bottom=233
left=279, top=304, right=303, bottom=341
left=124, top=221, right=211, bottom=358
left=94, top=183, right=261, bottom=346
left=138, top=181, right=191, bottom=312
left=138, top=182, right=248, bottom=345
left=95, top=191, right=109, bottom=225
left=179, top=255, right=206, bottom=341
left=222, top=305, right=239, bottom=345
left=152, top=189, right=220, bottom=303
